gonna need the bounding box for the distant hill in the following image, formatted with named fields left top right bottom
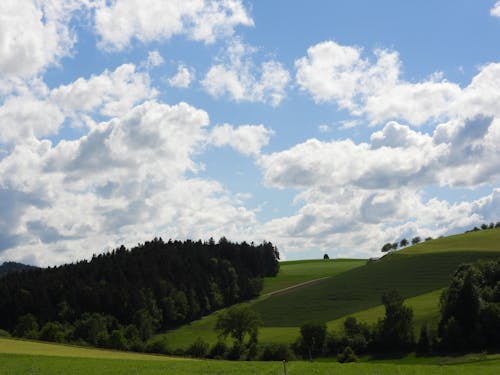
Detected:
left=0, top=262, right=38, bottom=278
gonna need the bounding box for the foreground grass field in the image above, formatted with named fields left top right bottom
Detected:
left=2, top=338, right=500, bottom=375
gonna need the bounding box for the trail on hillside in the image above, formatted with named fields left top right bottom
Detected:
left=263, top=277, right=331, bottom=297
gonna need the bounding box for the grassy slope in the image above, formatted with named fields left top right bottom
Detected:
left=398, top=229, right=500, bottom=255
left=164, top=259, right=365, bottom=349
left=327, top=288, right=444, bottom=333
left=1, top=339, right=500, bottom=375
left=0, top=337, right=177, bottom=361
left=253, top=230, right=500, bottom=327
left=262, top=259, right=366, bottom=294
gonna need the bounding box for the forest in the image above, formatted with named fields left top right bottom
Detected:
left=0, top=237, right=279, bottom=351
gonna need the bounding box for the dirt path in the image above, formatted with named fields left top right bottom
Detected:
left=264, top=277, right=331, bottom=297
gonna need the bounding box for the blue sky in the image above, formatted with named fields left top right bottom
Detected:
left=1, top=0, right=500, bottom=266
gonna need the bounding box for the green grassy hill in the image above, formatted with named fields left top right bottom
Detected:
left=253, top=230, right=500, bottom=327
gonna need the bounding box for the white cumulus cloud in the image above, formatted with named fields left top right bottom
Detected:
left=168, top=65, right=194, bottom=88
left=210, top=123, right=274, bottom=156
left=0, top=0, right=87, bottom=79
left=0, top=100, right=259, bottom=266
left=202, top=40, right=290, bottom=106
left=94, top=0, right=254, bottom=51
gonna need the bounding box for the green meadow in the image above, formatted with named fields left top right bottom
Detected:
left=2, top=338, right=500, bottom=375
left=253, top=231, right=500, bottom=327
left=261, top=258, right=366, bottom=294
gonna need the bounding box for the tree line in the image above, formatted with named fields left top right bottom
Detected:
left=0, top=237, right=279, bottom=352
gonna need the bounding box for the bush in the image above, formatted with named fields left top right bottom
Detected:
left=226, top=343, right=243, bottom=360
left=108, top=329, right=128, bottom=350
left=186, top=337, right=209, bottom=358
left=337, top=346, right=358, bottom=363
left=260, top=343, right=294, bottom=361
left=13, top=314, right=39, bottom=339
left=208, top=341, right=228, bottom=359
left=146, top=335, right=169, bottom=354
left=39, top=321, right=65, bottom=343
left=0, top=329, right=11, bottom=337
left=325, top=330, right=342, bottom=356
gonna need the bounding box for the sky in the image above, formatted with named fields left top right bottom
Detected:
left=1, top=0, right=500, bottom=266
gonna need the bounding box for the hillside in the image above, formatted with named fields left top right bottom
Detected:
left=164, top=259, right=365, bottom=348
left=252, top=229, right=500, bottom=327
left=0, top=262, right=38, bottom=278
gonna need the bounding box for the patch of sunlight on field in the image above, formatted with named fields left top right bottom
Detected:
left=0, top=338, right=177, bottom=361
left=327, top=288, right=444, bottom=333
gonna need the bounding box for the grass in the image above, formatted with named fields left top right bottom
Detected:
left=253, top=229, right=500, bottom=327
left=399, top=230, right=500, bottom=255
left=253, top=250, right=500, bottom=326
left=327, top=288, right=444, bottom=333
left=0, top=337, right=177, bottom=361
left=262, top=258, right=366, bottom=294
left=2, top=351, right=500, bottom=375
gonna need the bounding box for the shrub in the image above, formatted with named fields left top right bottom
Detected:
left=260, top=343, right=294, bottom=361
left=208, top=341, right=228, bottom=359
left=186, top=337, right=209, bottom=358
left=337, top=346, right=358, bottom=363
left=146, top=335, right=169, bottom=354
left=0, top=329, right=11, bottom=337
left=39, top=321, right=65, bottom=343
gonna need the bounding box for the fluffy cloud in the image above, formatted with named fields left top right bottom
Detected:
left=0, top=95, right=64, bottom=143
left=94, top=0, right=253, bottom=51
left=491, top=1, right=500, bottom=17
left=261, top=117, right=500, bottom=191
left=202, top=40, right=291, bottom=106
left=260, top=127, right=437, bottom=190
left=144, top=50, right=164, bottom=69
left=255, top=114, right=500, bottom=258
left=295, top=40, right=463, bottom=126
left=0, top=101, right=259, bottom=266
left=50, top=63, right=157, bottom=118
left=0, top=0, right=86, bottom=79
left=209, top=123, right=274, bottom=156
left=0, top=64, right=157, bottom=143
left=168, top=65, right=194, bottom=88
